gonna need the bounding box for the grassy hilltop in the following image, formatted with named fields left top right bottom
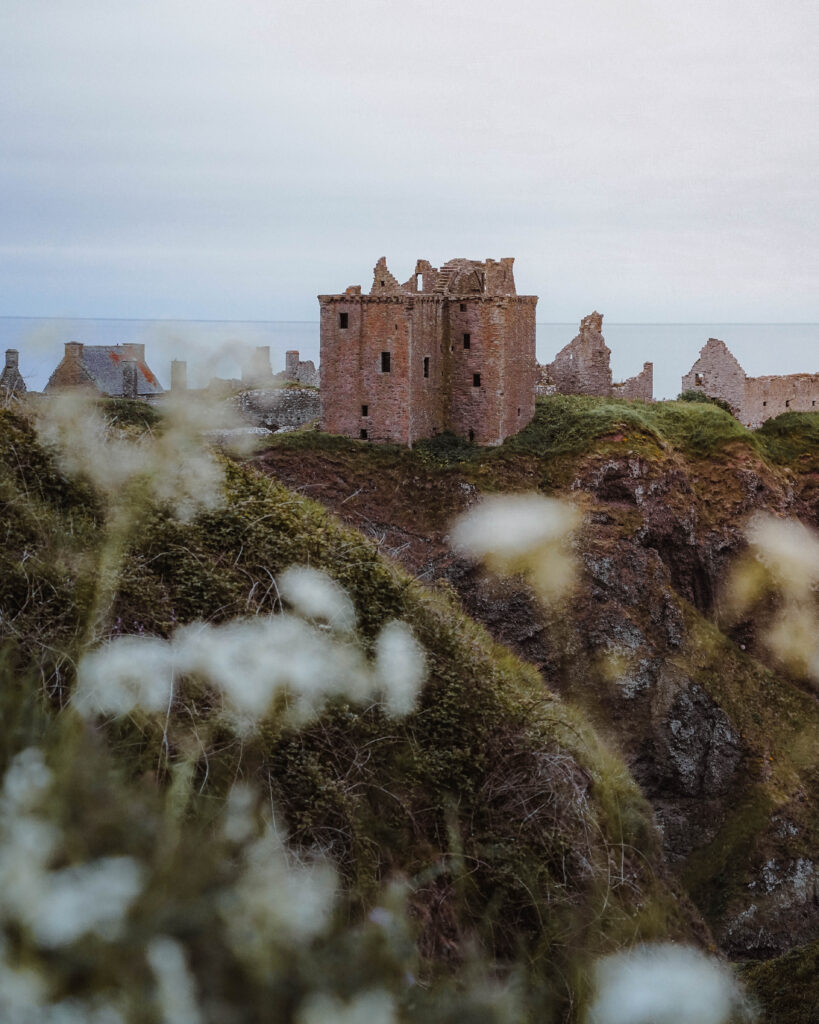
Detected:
left=0, top=395, right=817, bottom=1021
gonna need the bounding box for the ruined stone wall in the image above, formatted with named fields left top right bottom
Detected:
left=681, top=339, right=746, bottom=415
left=742, top=374, right=819, bottom=428
left=613, top=362, right=653, bottom=402
left=235, top=386, right=320, bottom=432
left=544, top=312, right=613, bottom=396
left=1, top=350, right=26, bottom=396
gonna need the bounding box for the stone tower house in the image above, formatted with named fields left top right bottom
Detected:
left=319, top=257, right=537, bottom=446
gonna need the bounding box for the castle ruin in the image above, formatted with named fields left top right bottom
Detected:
left=319, top=257, right=537, bottom=446
left=682, top=338, right=819, bottom=428
left=1, top=350, right=26, bottom=398
left=538, top=312, right=653, bottom=401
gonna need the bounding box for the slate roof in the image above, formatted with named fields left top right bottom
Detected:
left=50, top=344, right=164, bottom=396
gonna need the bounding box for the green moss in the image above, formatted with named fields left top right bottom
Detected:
left=740, top=940, right=819, bottom=1024
left=755, top=411, right=819, bottom=470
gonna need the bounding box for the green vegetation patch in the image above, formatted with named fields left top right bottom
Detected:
left=740, top=940, right=819, bottom=1024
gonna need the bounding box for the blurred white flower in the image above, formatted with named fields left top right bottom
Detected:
left=297, top=989, right=397, bottom=1024
left=223, top=783, right=257, bottom=844
left=586, top=943, right=744, bottom=1024
left=1, top=747, right=52, bottom=813
left=147, top=936, right=203, bottom=1024
left=451, top=493, right=579, bottom=601
left=27, top=856, right=144, bottom=948
left=375, top=620, right=427, bottom=716
left=746, top=513, right=819, bottom=597
left=74, top=637, right=175, bottom=717
left=222, top=824, right=336, bottom=958
left=279, top=565, right=357, bottom=632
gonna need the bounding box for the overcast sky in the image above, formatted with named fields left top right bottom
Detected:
left=1, top=0, right=817, bottom=324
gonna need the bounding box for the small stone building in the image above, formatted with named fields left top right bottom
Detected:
left=1, top=349, right=26, bottom=397
left=319, top=256, right=537, bottom=446
left=682, top=338, right=819, bottom=428
left=539, top=312, right=653, bottom=401
left=46, top=342, right=163, bottom=399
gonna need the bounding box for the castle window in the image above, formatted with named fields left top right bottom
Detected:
left=417, top=273, right=424, bottom=291
left=473, top=373, right=481, bottom=387
left=381, top=352, right=391, bottom=373
left=695, top=373, right=703, bottom=385
left=763, top=401, right=767, bottom=407
left=468, top=429, right=475, bottom=441
left=423, top=357, right=429, bottom=378
left=361, top=404, right=368, bottom=416
left=339, top=312, right=348, bottom=329
left=517, top=407, right=521, bottom=416
left=460, top=303, right=466, bottom=312
left=785, top=399, right=790, bottom=407
left=380, top=280, right=385, bottom=287
left=463, top=333, right=471, bottom=349
left=360, top=429, right=368, bottom=440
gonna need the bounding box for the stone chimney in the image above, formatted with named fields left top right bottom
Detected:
left=1, top=349, right=26, bottom=395
left=285, top=350, right=300, bottom=378
left=121, top=359, right=138, bottom=399
left=123, top=343, right=145, bottom=362
left=170, top=359, right=188, bottom=391
left=65, top=340, right=84, bottom=359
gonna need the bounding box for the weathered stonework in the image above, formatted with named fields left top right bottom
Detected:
left=540, top=313, right=653, bottom=402
left=319, top=257, right=537, bottom=446
left=234, top=386, right=320, bottom=432
left=1, top=349, right=26, bottom=397
left=682, top=338, right=819, bottom=428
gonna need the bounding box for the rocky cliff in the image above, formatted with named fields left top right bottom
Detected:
left=252, top=397, right=819, bottom=977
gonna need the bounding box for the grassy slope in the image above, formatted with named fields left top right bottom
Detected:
left=0, top=404, right=698, bottom=1016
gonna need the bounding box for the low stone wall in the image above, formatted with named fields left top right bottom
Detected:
left=612, top=362, right=653, bottom=402
left=234, top=386, right=320, bottom=432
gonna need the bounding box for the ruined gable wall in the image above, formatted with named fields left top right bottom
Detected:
left=613, top=362, right=653, bottom=402
left=741, top=373, right=819, bottom=428
left=545, top=313, right=612, bottom=396
left=46, top=345, right=95, bottom=392
left=681, top=339, right=746, bottom=414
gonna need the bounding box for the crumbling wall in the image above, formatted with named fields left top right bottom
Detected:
left=542, top=313, right=613, bottom=396
left=742, top=373, right=819, bottom=428
left=235, top=387, right=320, bottom=432
left=681, top=339, right=746, bottom=415
left=613, top=362, right=653, bottom=402
left=46, top=342, right=95, bottom=391
left=280, top=350, right=319, bottom=388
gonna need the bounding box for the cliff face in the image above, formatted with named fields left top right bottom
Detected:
left=252, top=398, right=819, bottom=964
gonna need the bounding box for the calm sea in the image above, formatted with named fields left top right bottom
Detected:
left=1, top=317, right=817, bottom=401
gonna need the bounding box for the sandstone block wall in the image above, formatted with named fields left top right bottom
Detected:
left=681, top=338, right=817, bottom=428
left=319, top=257, right=536, bottom=446
left=541, top=313, right=654, bottom=402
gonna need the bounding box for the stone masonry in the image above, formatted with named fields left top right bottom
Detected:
left=319, top=257, right=537, bottom=446
left=539, top=313, right=653, bottom=401
left=682, top=338, right=819, bottom=428
left=1, top=349, right=26, bottom=397
left=46, top=342, right=163, bottom=398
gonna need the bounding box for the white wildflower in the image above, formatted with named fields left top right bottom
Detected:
left=296, top=989, right=397, bottom=1024
left=747, top=513, right=819, bottom=597
left=279, top=565, right=358, bottom=632
left=1, top=747, right=52, bottom=813
left=374, top=620, right=427, bottom=716
left=223, top=824, right=336, bottom=955
left=27, top=856, right=144, bottom=948
left=147, top=936, right=203, bottom=1024
left=586, top=943, right=744, bottom=1024
left=450, top=493, right=579, bottom=601
left=73, top=637, right=175, bottom=717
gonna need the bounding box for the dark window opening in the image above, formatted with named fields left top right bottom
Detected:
left=460, top=303, right=466, bottom=312
left=339, top=312, right=348, bottom=329
left=694, top=372, right=703, bottom=385
left=468, top=429, right=475, bottom=442
left=361, top=404, right=368, bottom=416
left=380, top=280, right=385, bottom=287
left=381, top=352, right=391, bottom=373
left=517, top=407, right=521, bottom=415
left=473, top=373, right=481, bottom=387
left=463, top=333, right=471, bottom=349
left=785, top=399, right=790, bottom=407
left=360, top=429, right=368, bottom=440
left=762, top=401, right=767, bottom=407
left=813, top=400, right=816, bottom=407
left=423, top=357, right=429, bottom=378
